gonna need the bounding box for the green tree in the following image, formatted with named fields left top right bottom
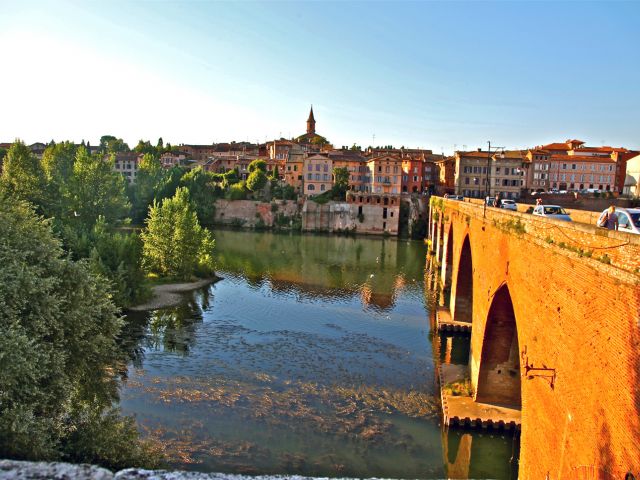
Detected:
left=0, top=195, right=157, bottom=468
left=141, top=187, right=215, bottom=280
left=99, top=135, right=129, bottom=153
left=133, top=139, right=156, bottom=156
left=248, top=159, right=267, bottom=173
left=246, top=169, right=267, bottom=192
left=271, top=165, right=280, bottom=179
left=330, top=166, right=350, bottom=201
left=40, top=142, right=78, bottom=218
left=0, top=140, right=45, bottom=207
left=68, top=147, right=130, bottom=228
left=179, top=167, right=221, bottom=226
left=130, top=153, right=164, bottom=223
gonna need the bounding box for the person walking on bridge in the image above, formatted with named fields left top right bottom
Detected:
left=602, top=205, right=619, bottom=231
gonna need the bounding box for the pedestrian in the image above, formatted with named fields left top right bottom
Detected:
left=536, top=198, right=543, bottom=206
left=600, top=205, right=619, bottom=230
left=494, top=194, right=501, bottom=208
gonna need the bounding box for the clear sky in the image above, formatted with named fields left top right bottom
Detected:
left=1, top=0, right=638, bottom=153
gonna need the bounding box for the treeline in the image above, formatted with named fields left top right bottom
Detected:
left=0, top=138, right=223, bottom=469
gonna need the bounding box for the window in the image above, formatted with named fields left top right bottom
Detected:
left=315, top=164, right=320, bottom=171
left=315, top=174, right=320, bottom=181
left=495, top=167, right=500, bottom=173
left=308, top=184, right=315, bottom=191
left=307, top=173, right=312, bottom=180
left=308, top=164, right=312, bottom=171
left=465, top=177, right=470, bottom=185
left=572, top=164, right=576, bottom=170
left=320, top=184, right=325, bottom=191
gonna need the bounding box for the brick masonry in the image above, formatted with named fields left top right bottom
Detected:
left=431, top=197, right=640, bottom=479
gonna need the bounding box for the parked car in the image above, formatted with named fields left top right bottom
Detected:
left=500, top=199, right=517, bottom=211
left=596, top=207, right=640, bottom=234
left=485, top=198, right=496, bottom=207
left=448, top=195, right=464, bottom=201
left=532, top=205, right=572, bottom=222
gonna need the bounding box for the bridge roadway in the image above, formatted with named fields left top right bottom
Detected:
left=427, top=196, right=640, bottom=480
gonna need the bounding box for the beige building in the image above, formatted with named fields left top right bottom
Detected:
left=367, top=155, right=403, bottom=195
left=112, top=152, right=142, bottom=184
left=623, top=154, right=640, bottom=196
left=455, top=150, right=525, bottom=199
left=303, top=154, right=333, bottom=196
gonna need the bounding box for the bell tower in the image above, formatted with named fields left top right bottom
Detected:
left=306, top=105, right=316, bottom=135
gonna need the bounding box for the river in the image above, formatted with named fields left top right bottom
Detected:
left=120, top=229, right=518, bottom=478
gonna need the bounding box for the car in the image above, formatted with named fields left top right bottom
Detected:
left=596, top=207, right=640, bottom=234
left=485, top=197, right=496, bottom=207
left=500, top=199, right=517, bottom=211
left=532, top=205, right=572, bottom=222
left=558, top=190, right=568, bottom=194
left=447, top=195, right=464, bottom=201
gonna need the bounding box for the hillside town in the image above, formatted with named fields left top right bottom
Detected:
left=2, top=106, right=639, bottom=201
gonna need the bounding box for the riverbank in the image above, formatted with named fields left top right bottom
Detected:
left=128, top=277, right=220, bottom=311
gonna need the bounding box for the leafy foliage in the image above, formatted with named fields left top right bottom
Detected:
left=68, top=148, right=130, bottom=228
left=247, top=159, right=267, bottom=173
left=0, top=195, right=158, bottom=468
left=142, top=187, right=215, bottom=280
left=0, top=140, right=45, bottom=208
left=246, top=169, right=268, bottom=192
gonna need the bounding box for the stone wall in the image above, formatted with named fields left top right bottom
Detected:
left=301, top=201, right=399, bottom=235
left=0, top=459, right=378, bottom=479
left=213, top=200, right=300, bottom=229
left=434, top=198, right=640, bottom=479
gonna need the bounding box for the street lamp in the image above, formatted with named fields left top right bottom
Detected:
left=486, top=141, right=504, bottom=199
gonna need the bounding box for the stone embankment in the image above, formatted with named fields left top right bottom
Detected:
left=0, top=460, right=373, bottom=480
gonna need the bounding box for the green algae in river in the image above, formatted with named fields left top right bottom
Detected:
left=119, top=230, right=518, bottom=479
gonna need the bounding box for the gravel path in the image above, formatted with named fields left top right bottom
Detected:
left=128, top=277, right=220, bottom=311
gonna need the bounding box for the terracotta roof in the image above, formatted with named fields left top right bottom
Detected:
left=540, top=143, right=572, bottom=151
left=550, top=154, right=616, bottom=163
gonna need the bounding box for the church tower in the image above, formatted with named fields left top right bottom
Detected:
left=306, top=105, right=316, bottom=134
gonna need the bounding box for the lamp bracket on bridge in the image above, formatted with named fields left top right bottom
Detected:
left=521, top=346, right=556, bottom=389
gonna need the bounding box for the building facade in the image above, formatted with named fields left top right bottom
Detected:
left=303, top=154, right=333, bottom=196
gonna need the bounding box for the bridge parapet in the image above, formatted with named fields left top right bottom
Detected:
left=431, top=197, right=640, bottom=276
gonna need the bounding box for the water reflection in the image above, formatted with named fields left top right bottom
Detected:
left=213, top=231, right=425, bottom=312
left=118, top=230, right=516, bottom=478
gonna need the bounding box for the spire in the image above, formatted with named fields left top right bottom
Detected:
left=306, top=105, right=316, bottom=134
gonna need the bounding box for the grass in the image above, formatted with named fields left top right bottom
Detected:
left=442, top=379, right=473, bottom=397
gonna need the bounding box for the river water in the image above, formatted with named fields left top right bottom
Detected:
left=120, top=229, right=518, bottom=478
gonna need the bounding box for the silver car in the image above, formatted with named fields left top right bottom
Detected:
left=596, top=207, right=640, bottom=234
left=532, top=205, right=572, bottom=222
left=500, top=199, right=517, bottom=211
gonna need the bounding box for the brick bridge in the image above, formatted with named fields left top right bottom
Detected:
left=427, top=197, right=640, bottom=479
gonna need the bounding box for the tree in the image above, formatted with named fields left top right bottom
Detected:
left=0, top=140, right=45, bottom=207
left=330, top=167, right=350, bottom=201
left=248, top=159, right=267, bottom=173
left=179, top=167, right=221, bottom=226
left=41, top=142, right=77, bottom=217
left=246, top=169, right=267, bottom=192
left=130, top=153, right=164, bottom=223
left=68, top=147, right=130, bottom=228
left=141, top=187, right=215, bottom=280
left=99, top=135, right=129, bottom=154
left=271, top=165, right=280, bottom=179
left=0, top=195, right=157, bottom=468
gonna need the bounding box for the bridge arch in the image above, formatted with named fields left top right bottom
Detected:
left=475, top=284, right=521, bottom=407
left=452, top=234, right=473, bottom=323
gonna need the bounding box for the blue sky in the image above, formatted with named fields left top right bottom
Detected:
left=1, top=0, right=638, bottom=153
